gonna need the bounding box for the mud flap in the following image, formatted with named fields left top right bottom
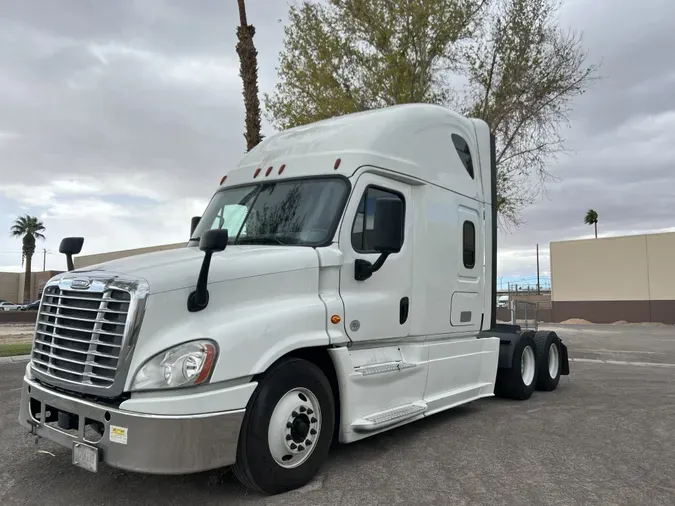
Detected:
left=560, top=341, right=570, bottom=375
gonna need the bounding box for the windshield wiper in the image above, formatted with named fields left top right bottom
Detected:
left=236, top=235, right=300, bottom=246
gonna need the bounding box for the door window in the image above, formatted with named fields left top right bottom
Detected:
left=351, top=187, right=405, bottom=253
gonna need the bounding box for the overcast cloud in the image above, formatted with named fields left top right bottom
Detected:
left=0, top=0, right=673, bottom=284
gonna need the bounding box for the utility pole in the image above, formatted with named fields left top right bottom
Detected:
left=43, top=248, right=46, bottom=271
left=536, top=244, right=540, bottom=295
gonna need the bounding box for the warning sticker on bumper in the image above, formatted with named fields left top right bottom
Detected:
left=109, top=425, right=128, bottom=445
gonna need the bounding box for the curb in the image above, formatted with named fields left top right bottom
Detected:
left=0, top=354, right=31, bottom=365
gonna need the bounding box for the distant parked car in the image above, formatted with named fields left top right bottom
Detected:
left=20, top=300, right=40, bottom=311
left=0, top=302, right=20, bottom=311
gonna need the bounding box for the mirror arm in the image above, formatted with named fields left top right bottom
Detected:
left=65, top=254, right=74, bottom=272
left=354, top=252, right=391, bottom=281
left=187, top=252, right=213, bottom=312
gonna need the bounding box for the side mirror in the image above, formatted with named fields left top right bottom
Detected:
left=199, top=228, right=229, bottom=253
left=371, top=198, right=404, bottom=254
left=59, top=237, right=84, bottom=272
left=354, top=198, right=404, bottom=281
left=190, top=216, right=201, bottom=238
left=188, top=229, right=229, bottom=312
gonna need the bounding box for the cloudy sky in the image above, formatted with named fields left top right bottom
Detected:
left=0, top=0, right=672, bottom=287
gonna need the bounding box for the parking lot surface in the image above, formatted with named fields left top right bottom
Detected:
left=1, top=323, right=674, bottom=505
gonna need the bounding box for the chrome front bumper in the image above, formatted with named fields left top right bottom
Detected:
left=19, top=377, right=245, bottom=474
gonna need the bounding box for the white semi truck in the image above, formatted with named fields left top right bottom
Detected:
left=18, top=103, right=569, bottom=495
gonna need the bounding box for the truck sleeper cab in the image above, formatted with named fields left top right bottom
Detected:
left=18, top=103, right=569, bottom=495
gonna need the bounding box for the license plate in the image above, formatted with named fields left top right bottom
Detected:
left=72, top=442, right=99, bottom=472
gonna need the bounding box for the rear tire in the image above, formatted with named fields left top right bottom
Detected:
left=232, top=357, right=335, bottom=495
left=495, top=333, right=538, bottom=400
left=533, top=331, right=562, bottom=391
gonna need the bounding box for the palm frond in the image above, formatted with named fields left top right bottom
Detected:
left=583, top=209, right=598, bottom=225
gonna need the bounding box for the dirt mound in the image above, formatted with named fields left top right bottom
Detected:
left=612, top=320, right=629, bottom=325
left=559, top=318, right=593, bottom=324
left=0, top=324, right=34, bottom=335
left=0, top=323, right=34, bottom=343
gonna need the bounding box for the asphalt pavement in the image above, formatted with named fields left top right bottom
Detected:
left=1, top=324, right=675, bottom=505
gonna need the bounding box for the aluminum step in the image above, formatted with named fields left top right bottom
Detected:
left=351, top=402, right=427, bottom=432
left=355, top=361, right=417, bottom=376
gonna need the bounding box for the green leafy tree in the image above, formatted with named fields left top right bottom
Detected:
left=236, top=0, right=263, bottom=151
left=584, top=208, right=598, bottom=238
left=10, top=215, right=46, bottom=302
left=264, top=0, right=599, bottom=225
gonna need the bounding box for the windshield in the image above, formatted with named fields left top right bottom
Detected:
left=189, top=177, right=350, bottom=247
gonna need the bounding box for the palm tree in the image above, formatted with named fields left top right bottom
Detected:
left=236, top=0, right=263, bottom=152
left=10, top=215, right=46, bottom=302
left=584, top=209, right=599, bottom=238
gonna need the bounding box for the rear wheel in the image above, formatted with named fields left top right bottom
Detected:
left=495, top=333, right=538, bottom=400
left=533, top=331, right=562, bottom=391
left=232, top=357, right=335, bottom=495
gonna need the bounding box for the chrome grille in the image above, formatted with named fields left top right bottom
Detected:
left=31, top=284, right=131, bottom=387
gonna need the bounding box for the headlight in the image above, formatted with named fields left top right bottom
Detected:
left=131, top=340, right=218, bottom=391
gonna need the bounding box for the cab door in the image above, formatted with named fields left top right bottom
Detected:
left=338, top=172, right=413, bottom=342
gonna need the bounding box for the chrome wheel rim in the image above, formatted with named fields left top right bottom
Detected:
left=548, top=343, right=560, bottom=378
left=268, top=387, right=321, bottom=469
left=521, top=345, right=536, bottom=386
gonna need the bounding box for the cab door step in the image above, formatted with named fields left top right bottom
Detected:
left=355, top=361, right=417, bottom=376
left=351, top=402, right=427, bottom=432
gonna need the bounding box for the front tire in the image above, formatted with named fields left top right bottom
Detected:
left=495, top=332, right=538, bottom=400
left=233, top=357, right=335, bottom=495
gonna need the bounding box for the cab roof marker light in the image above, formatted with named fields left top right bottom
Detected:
left=278, top=164, right=286, bottom=175
left=253, top=168, right=261, bottom=178
left=334, top=158, right=341, bottom=170
left=265, top=166, right=273, bottom=176
left=219, top=175, right=227, bottom=185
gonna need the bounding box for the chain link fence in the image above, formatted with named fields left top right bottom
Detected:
left=510, top=301, right=539, bottom=331
left=495, top=300, right=551, bottom=331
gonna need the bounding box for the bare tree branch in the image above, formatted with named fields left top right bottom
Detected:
left=265, top=0, right=599, bottom=225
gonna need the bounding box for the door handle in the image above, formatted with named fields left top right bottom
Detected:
left=399, top=297, right=410, bottom=325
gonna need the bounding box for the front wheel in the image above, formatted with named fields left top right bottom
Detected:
left=233, top=357, right=335, bottom=495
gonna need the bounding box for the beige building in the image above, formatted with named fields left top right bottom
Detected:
left=550, top=231, right=675, bottom=324
left=0, top=242, right=185, bottom=304
left=0, top=270, right=63, bottom=304
left=74, top=242, right=186, bottom=269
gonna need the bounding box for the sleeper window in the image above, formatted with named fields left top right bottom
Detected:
left=463, top=220, right=476, bottom=269
left=351, top=187, right=405, bottom=253
left=452, top=134, right=475, bottom=179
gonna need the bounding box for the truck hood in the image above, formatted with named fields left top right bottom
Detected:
left=70, top=245, right=320, bottom=294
